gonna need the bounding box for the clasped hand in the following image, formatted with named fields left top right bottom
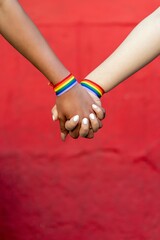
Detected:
left=51, top=83, right=106, bottom=140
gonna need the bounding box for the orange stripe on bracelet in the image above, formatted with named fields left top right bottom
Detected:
left=48, top=74, right=77, bottom=96
left=81, top=79, right=105, bottom=98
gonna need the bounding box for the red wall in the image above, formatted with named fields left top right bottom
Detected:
left=0, top=0, right=160, bottom=239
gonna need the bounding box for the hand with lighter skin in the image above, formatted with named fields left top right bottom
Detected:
left=52, top=7, right=160, bottom=137
left=0, top=0, right=105, bottom=140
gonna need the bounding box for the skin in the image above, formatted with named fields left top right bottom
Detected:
left=52, top=7, right=160, bottom=137
left=52, top=88, right=105, bottom=140
left=0, top=0, right=105, bottom=139
left=85, top=7, right=160, bottom=92
left=56, top=84, right=104, bottom=139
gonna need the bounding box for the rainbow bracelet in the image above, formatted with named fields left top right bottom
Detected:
left=49, top=74, right=77, bottom=96
left=81, top=79, right=105, bottom=98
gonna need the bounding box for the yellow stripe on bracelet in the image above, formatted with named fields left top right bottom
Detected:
left=54, top=75, right=75, bottom=92
left=81, top=79, right=105, bottom=98
left=48, top=74, right=77, bottom=96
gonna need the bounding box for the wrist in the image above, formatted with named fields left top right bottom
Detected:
left=49, top=73, right=78, bottom=96
left=81, top=79, right=105, bottom=98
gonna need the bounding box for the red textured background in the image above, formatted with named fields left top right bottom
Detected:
left=0, top=0, right=160, bottom=239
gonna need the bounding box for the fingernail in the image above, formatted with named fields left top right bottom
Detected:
left=90, top=113, right=95, bottom=120
left=92, top=104, right=98, bottom=109
left=83, top=118, right=88, bottom=125
left=73, top=115, right=79, bottom=122
left=52, top=115, right=55, bottom=121
left=61, top=132, right=66, bottom=141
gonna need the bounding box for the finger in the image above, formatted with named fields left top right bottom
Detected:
left=86, top=128, right=94, bottom=139
left=59, top=118, right=68, bottom=141
left=67, top=116, right=81, bottom=139
left=99, top=120, right=103, bottom=128
left=79, top=118, right=90, bottom=137
left=61, top=132, right=68, bottom=141
left=92, top=104, right=106, bottom=120
left=65, top=115, right=79, bottom=131
left=89, top=113, right=100, bottom=133
left=69, top=127, right=80, bottom=139
left=51, top=105, right=58, bottom=121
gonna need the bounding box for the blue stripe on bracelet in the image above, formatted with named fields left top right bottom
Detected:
left=81, top=80, right=104, bottom=98
left=54, top=74, right=77, bottom=96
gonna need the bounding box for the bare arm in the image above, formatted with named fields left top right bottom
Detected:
left=0, top=0, right=69, bottom=83
left=85, top=7, right=160, bottom=92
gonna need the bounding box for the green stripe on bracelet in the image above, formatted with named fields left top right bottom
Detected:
left=81, top=79, right=105, bottom=98
left=49, top=74, right=77, bottom=96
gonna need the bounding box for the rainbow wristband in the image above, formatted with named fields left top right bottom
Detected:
left=49, top=74, right=77, bottom=96
left=81, top=79, right=105, bottom=98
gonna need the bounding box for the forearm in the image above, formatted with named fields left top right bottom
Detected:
left=85, top=7, right=160, bottom=92
left=0, top=0, right=69, bottom=84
